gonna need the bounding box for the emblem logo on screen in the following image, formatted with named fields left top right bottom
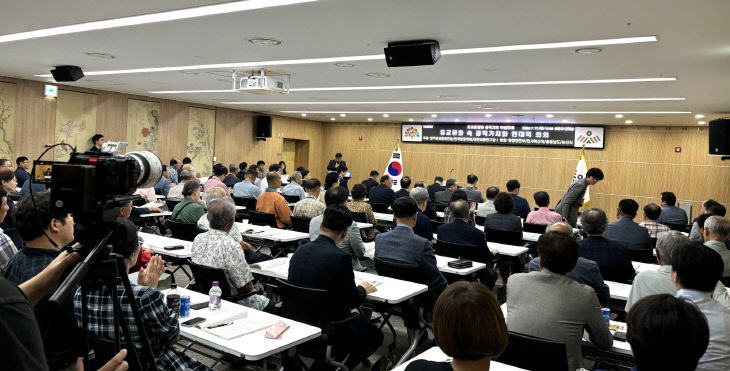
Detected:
left=574, top=127, right=605, bottom=149
left=402, top=125, right=423, bottom=142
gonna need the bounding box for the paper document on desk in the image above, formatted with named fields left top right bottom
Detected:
left=203, top=318, right=277, bottom=340
left=198, top=311, right=248, bottom=329
left=250, top=259, right=288, bottom=271
left=435, top=255, right=452, bottom=268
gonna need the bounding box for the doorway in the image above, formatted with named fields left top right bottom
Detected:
left=282, top=138, right=309, bottom=170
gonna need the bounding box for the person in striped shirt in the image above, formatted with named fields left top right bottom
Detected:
left=639, top=203, right=670, bottom=238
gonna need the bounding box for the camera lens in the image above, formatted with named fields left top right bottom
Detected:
left=126, top=151, right=162, bottom=189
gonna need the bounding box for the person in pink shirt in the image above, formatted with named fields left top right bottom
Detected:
left=526, top=191, right=563, bottom=225
left=203, top=164, right=231, bottom=195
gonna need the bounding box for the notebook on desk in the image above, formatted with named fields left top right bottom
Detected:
left=202, top=318, right=277, bottom=340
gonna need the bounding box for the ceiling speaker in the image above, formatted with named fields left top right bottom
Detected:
left=51, top=65, right=85, bottom=82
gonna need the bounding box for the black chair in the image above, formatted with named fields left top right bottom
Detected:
left=351, top=211, right=368, bottom=223
left=276, top=278, right=359, bottom=371
left=484, top=228, right=523, bottom=246
left=523, top=223, right=547, bottom=234
left=165, top=199, right=180, bottom=211
left=132, top=197, right=147, bottom=207
left=433, top=203, right=447, bottom=213
left=283, top=194, right=301, bottom=204
left=495, top=331, right=568, bottom=370
left=629, top=248, right=655, bottom=264
left=233, top=196, right=257, bottom=210
left=434, top=240, right=481, bottom=261
left=484, top=228, right=525, bottom=282
left=188, top=261, right=260, bottom=302
left=291, top=215, right=312, bottom=233
left=666, top=223, right=692, bottom=233
left=475, top=215, right=486, bottom=226
left=430, top=219, right=444, bottom=234
left=370, top=203, right=391, bottom=214
left=166, top=220, right=201, bottom=242
left=249, top=211, right=278, bottom=228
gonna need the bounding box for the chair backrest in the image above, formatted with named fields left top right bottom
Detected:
left=666, top=223, right=691, bottom=233
left=233, top=196, right=257, bottom=210
left=89, top=334, right=143, bottom=371
left=374, top=257, right=428, bottom=285
left=433, top=203, right=447, bottom=212
left=629, top=248, right=654, bottom=264
left=434, top=240, right=482, bottom=262
left=283, top=194, right=301, bottom=203
left=188, top=261, right=236, bottom=298
left=523, top=222, right=547, bottom=234
left=484, top=228, right=523, bottom=246
left=249, top=211, right=278, bottom=228
left=495, top=331, right=568, bottom=370
left=275, top=278, right=337, bottom=328
left=291, top=215, right=312, bottom=233
left=430, top=219, right=444, bottom=234
left=475, top=215, right=486, bottom=226
left=370, top=203, right=390, bottom=214
left=165, top=199, right=180, bottom=211
left=132, top=197, right=147, bottom=207
left=166, top=220, right=201, bottom=242
left=351, top=211, right=368, bottom=223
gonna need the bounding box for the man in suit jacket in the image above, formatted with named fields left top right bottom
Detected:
left=368, top=175, right=396, bottom=207
left=433, top=179, right=456, bottom=206
left=289, top=205, right=382, bottom=369
left=437, top=200, right=499, bottom=289
left=578, top=208, right=635, bottom=282
left=463, top=174, right=485, bottom=203
left=507, top=232, right=613, bottom=371
left=506, top=179, right=530, bottom=219
left=426, top=177, right=445, bottom=201
left=361, top=170, right=379, bottom=194
left=394, top=176, right=411, bottom=199
left=604, top=199, right=652, bottom=251
left=326, top=152, right=346, bottom=172
left=528, top=222, right=610, bottom=303
left=555, top=167, right=604, bottom=227
left=656, top=191, right=688, bottom=225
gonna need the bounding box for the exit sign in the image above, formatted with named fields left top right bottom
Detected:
left=44, top=84, right=58, bottom=97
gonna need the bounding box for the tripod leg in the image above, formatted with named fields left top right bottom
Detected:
left=81, top=282, right=91, bottom=371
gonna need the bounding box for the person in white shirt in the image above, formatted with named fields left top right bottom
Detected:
left=672, top=241, right=730, bottom=370
left=702, top=216, right=730, bottom=278
left=281, top=171, right=307, bottom=200
left=476, top=186, right=499, bottom=217
left=259, top=163, right=281, bottom=192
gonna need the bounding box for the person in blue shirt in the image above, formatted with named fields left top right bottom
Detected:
left=507, top=179, right=531, bottom=219
left=232, top=168, right=261, bottom=199
left=153, top=165, right=171, bottom=196
left=656, top=191, right=689, bottom=226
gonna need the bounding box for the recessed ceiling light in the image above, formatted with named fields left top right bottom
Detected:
left=484, top=114, right=493, bottom=118
left=330, top=117, right=336, bottom=121
left=334, top=62, right=355, bottom=67
left=454, top=119, right=460, bottom=122
left=546, top=114, right=554, bottom=118
left=625, top=120, right=633, bottom=124
left=695, top=114, right=704, bottom=119
left=339, top=113, right=346, bottom=117
left=300, top=113, right=307, bottom=117
left=365, top=72, right=391, bottom=78
left=84, top=52, right=115, bottom=59
left=246, top=37, right=282, bottom=46
left=367, top=118, right=373, bottom=122
left=615, top=114, right=624, bottom=118
left=382, top=114, right=389, bottom=118
left=505, top=119, right=512, bottom=122
left=698, top=121, right=706, bottom=125
left=431, top=114, right=438, bottom=118
left=574, top=47, right=603, bottom=55
left=36, top=36, right=658, bottom=76
left=562, top=119, right=569, bottom=123
left=5, top=0, right=317, bottom=44
left=408, top=118, right=414, bottom=122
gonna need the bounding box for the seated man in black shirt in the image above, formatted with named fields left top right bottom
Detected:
left=368, top=174, right=396, bottom=208
left=289, top=205, right=383, bottom=369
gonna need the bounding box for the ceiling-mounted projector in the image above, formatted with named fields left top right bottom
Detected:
left=237, top=69, right=289, bottom=94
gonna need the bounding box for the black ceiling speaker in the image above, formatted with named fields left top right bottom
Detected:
left=255, top=115, right=272, bottom=141
left=384, top=39, right=440, bottom=67
left=709, top=118, right=730, bottom=156
left=51, top=65, right=85, bottom=82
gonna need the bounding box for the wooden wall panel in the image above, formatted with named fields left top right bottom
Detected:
left=323, top=123, right=730, bottom=221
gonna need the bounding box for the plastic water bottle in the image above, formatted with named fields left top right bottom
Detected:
left=166, top=283, right=180, bottom=314
left=209, top=281, right=222, bottom=311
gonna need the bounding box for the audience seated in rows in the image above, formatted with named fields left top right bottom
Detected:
left=289, top=205, right=382, bottom=369
left=167, top=170, right=195, bottom=201
left=463, top=174, right=485, bottom=204
left=405, top=281, right=508, bottom=371
left=191, top=199, right=274, bottom=312
left=506, top=179, right=530, bottom=219
left=625, top=231, right=730, bottom=311
left=433, top=178, right=456, bottom=207
left=256, top=172, right=292, bottom=229
left=171, top=181, right=205, bottom=224
left=346, top=183, right=376, bottom=240
left=293, top=178, right=325, bottom=219
left=0, top=188, right=17, bottom=275
left=426, top=176, right=445, bottom=202
left=526, top=191, right=562, bottom=225
left=361, top=170, right=379, bottom=194
left=392, top=187, right=434, bottom=242
left=578, top=208, right=634, bottom=282
left=232, top=168, right=261, bottom=200
left=506, top=231, right=612, bottom=371
left=394, top=176, right=411, bottom=199
left=223, top=164, right=241, bottom=188
left=281, top=171, right=307, bottom=200
left=626, top=294, right=709, bottom=371
left=255, top=160, right=267, bottom=180
left=672, top=243, right=730, bottom=369
left=701, top=215, right=730, bottom=278
left=310, top=187, right=366, bottom=271
left=604, top=199, right=652, bottom=250
left=484, top=192, right=522, bottom=234
left=529, top=222, right=610, bottom=304
left=437, top=199, right=498, bottom=289
left=638, top=203, right=670, bottom=238
left=476, top=186, right=499, bottom=218
left=656, top=191, right=688, bottom=225
left=368, top=174, right=396, bottom=208
left=203, top=164, right=231, bottom=195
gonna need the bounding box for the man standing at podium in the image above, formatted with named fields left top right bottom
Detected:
left=327, top=152, right=346, bottom=173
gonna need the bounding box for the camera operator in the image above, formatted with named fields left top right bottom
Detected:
left=4, top=192, right=81, bottom=368
left=73, top=219, right=208, bottom=370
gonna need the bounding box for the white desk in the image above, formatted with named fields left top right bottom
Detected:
left=373, top=212, right=394, bottom=222
left=165, top=288, right=320, bottom=361
left=356, top=222, right=374, bottom=229
left=250, top=258, right=428, bottom=304
left=392, top=347, right=526, bottom=371
left=139, top=232, right=192, bottom=259
left=140, top=211, right=173, bottom=218
left=522, top=231, right=541, bottom=242
left=140, top=201, right=165, bottom=209
left=236, top=205, right=246, bottom=210
left=488, top=242, right=529, bottom=257
left=362, top=243, right=486, bottom=276
left=605, top=280, right=631, bottom=301
left=287, top=202, right=296, bottom=207
left=633, top=261, right=659, bottom=274
left=235, top=223, right=310, bottom=243
left=436, top=211, right=444, bottom=219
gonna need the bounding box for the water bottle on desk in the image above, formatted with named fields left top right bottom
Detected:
left=166, top=283, right=180, bottom=314
left=209, top=281, right=222, bottom=311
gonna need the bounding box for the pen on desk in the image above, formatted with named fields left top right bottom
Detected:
left=208, top=322, right=233, bottom=329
